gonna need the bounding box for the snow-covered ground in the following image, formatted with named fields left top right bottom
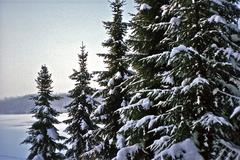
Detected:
left=0, top=113, right=68, bottom=160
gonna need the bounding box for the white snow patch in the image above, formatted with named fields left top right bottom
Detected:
left=211, top=0, right=224, bottom=6
left=170, top=17, right=181, bottom=26
left=208, top=14, right=226, bottom=24
left=116, top=134, right=125, bottom=149
left=135, top=115, right=155, bottom=128
left=211, top=43, right=218, bottom=48
left=190, top=75, right=209, bottom=87
left=109, top=89, right=114, bottom=95
left=140, top=3, right=152, bottom=11
left=130, top=93, right=141, bottom=104
left=213, top=88, right=219, bottom=95
left=230, top=106, right=240, bottom=118
left=224, top=47, right=234, bottom=59
left=47, top=128, right=57, bottom=140
left=94, top=104, right=104, bottom=115
left=115, top=72, right=122, bottom=79
left=116, top=144, right=141, bottom=160
left=36, top=134, right=44, bottom=142
left=149, top=125, right=175, bottom=134
left=181, top=78, right=191, bottom=86
left=196, top=96, right=201, bottom=105
left=194, top=112, right=232, bottom=130
left=42, top=107, right=49, bottom=114
left=33, top=154, right=44, bottom=160
left=161, top=5, right=169, bottom=17
left=141, top=98, right=152, bottom=109
left=155, top=138, right=203, bottom=160
left=170, top=45, right=188, bottom=58
left=81, top=120, right=88, bottom=130
left=121, top=100, right=127, bottom=107
left=108, top=78, right=114, bottom=87
left=119, top=120, right=136, bottom=133
left=162, top=71, right=174, bottom=85
left=150, top=136, right=170, bottom=152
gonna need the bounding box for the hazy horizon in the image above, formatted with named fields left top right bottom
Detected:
left=0, top=0, right=135, bottom=99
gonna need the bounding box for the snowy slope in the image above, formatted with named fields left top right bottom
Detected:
left=0, top=113, right=68, bottom=160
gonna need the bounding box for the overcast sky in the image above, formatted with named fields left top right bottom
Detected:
left=0, top=0, right=135, bottom=98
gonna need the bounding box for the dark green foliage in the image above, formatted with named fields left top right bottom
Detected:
left=119, top=0, right=240, bottom=159
left=22, top=65, right=66, bottom=160
left=117, top=0, right=172, bottom=159
left=91, top=0, right=131, bottom=159
left=64, top=43, right=98, bottom=159
left=146, top=0, right=240, bottom=159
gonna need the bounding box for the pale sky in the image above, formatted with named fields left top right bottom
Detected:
left=0, top=0, right=135, bottom=98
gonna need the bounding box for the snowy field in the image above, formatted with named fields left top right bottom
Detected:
left=0, top=113, right=68, bottom=160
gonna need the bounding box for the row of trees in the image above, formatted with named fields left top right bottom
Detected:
left=23, top=0, right=240, bottom=159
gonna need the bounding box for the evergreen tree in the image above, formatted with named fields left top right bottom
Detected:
left=118, top=0, right=240, bottom=159
left=64, top=42, right=97, bottom=159
left=87, top=0, right=130, bottom=159
left=22, top=65, right=66, bottom=160
left=145, top=0, right=240, bottom=159
left=116, top=0, right=172, bottom=159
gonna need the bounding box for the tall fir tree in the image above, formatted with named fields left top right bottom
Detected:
left=64, top=42, right=97, bottom=159
left=22, top=65, right=66, bottom=160
left=86, top=0, right=130, bottom=159
left=116, top=0, right=173, bottom=159
left=118, top=0, right=240, bottom=159
left=142, top=0, right=240, bottom=159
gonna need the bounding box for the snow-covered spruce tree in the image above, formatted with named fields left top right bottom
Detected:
left=64, top=42, right=97, bottom=159
left=84, top=0, right=130, bottom=159
left=116, top=0, right=173, bottom=159
left=140, top=0, right=240, bottom=159
left=22, top=65, right=66, bottom=160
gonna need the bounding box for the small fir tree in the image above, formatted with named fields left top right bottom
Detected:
left=22, top=65, right=66, bottom=160
left=64, top=42, right=97, bottom=159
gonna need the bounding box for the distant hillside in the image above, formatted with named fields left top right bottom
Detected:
left=0, top=93, right=71, bottom=114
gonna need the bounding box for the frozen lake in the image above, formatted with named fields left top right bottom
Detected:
left=0, top=113, right=68, bottom=160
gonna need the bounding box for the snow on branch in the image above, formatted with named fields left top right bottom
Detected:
left=169, top=45, right=199, bottom=64
left=154, top=138, right=203, bottom=160
left=47, top=128, right=57, bottom=140
left=118, top=97, right=152, bottom=113
left=118, top=120, right=137, bottom=133
left=193, top=112, right=233, bottom=130
left=149, top=136, right=171, bottom=153
left=135, top=115, right=155, bottom=129
left=162, top=71, right=174, bottom=85
left=114, top=144, right=142, bottom=160
left=208, top=15, right=227, bottom=24
left=230, top=106, right=240, bottom=118
left=170, top=17, right=181, bottom=26
left=211, top=0, right=224, bottom=6
left=33, top=154, right=44, bottom=160
left=170, top=45, right=188, bottom=59
left=190, top=75, right=209, bottom=87
left=148, top=125, right=176, bottom=135
left=116, top=134, right=125, bottom=149
left=140, top=3, right=151, bottom=11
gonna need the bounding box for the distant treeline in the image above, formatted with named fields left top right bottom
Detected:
left=0, top=93, right=71, bottom=114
